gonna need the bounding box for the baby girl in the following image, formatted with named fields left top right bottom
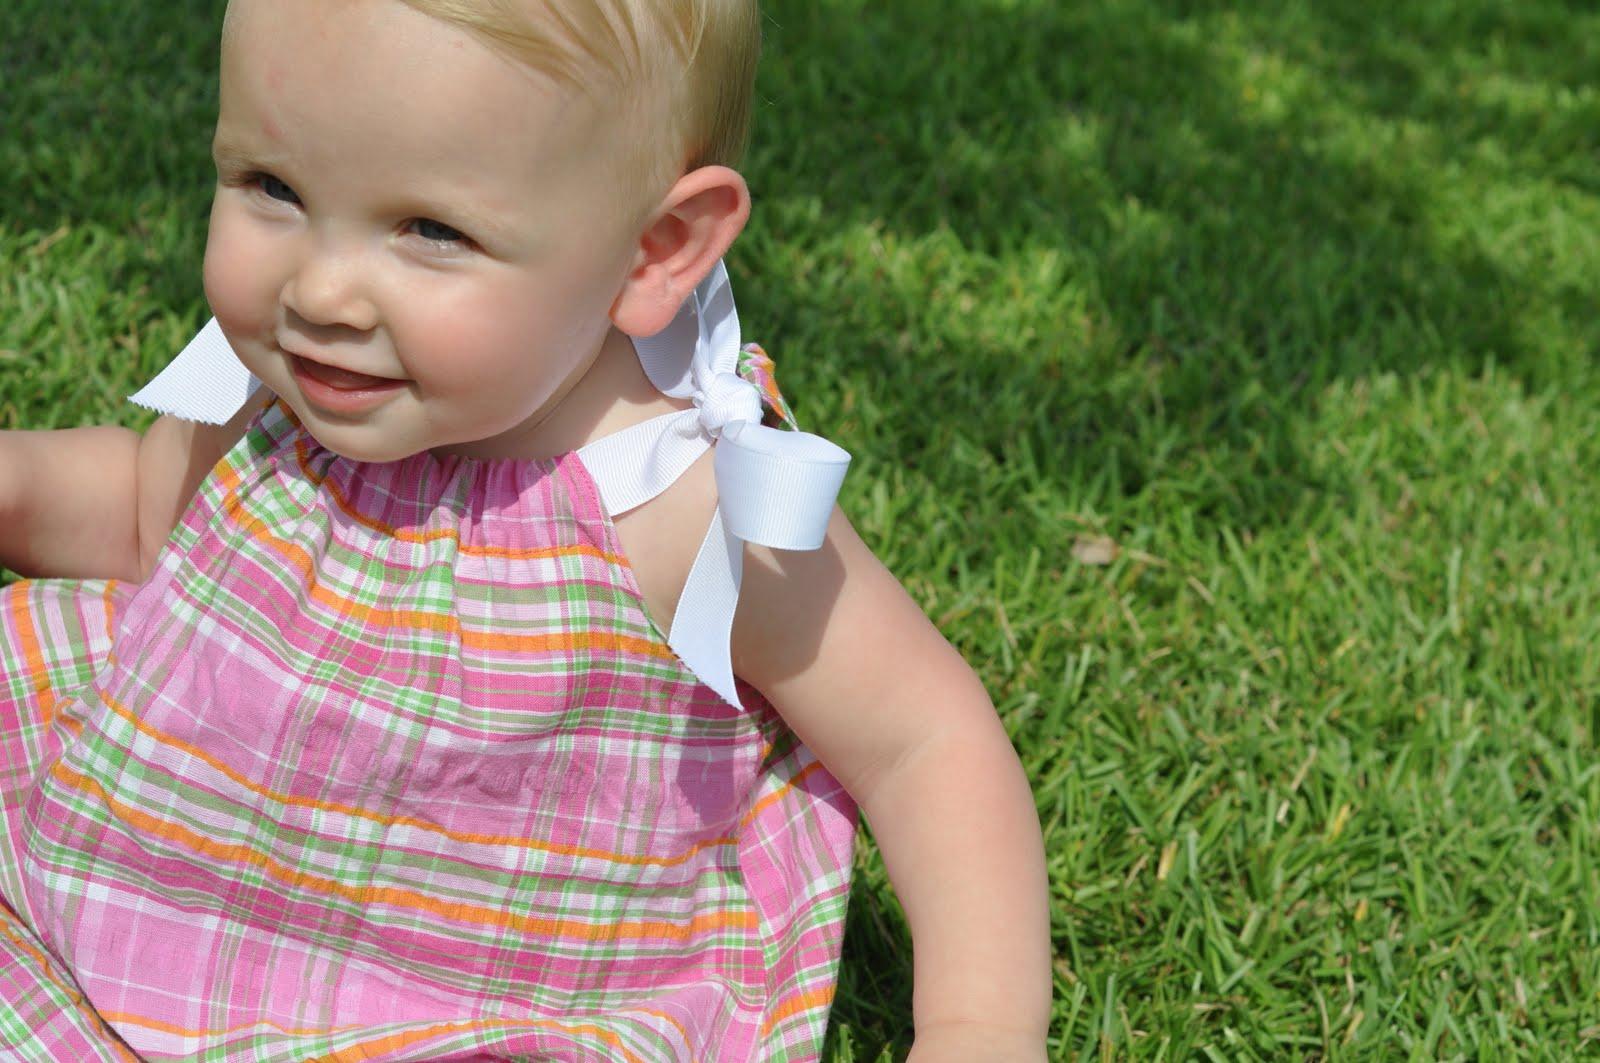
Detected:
left=0, top=0, right=1050, bottom=1059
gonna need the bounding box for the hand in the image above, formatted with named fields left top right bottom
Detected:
left=906, top=1023, right=1049, bottom=1063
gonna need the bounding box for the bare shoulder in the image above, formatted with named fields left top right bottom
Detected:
left=611, top=464, right=981, bottom=714
left=135, top=391, right=273, bottom=578
left=729, top=507, right=971, bottom=694
left=609, top=456, right=995, bottom=805
left=607, top=446, right=721, bottom=638
left=731, top=507, right=996, bottom=800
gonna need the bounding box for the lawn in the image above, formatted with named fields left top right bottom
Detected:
left=5, top=0, right=1600, bottom=1058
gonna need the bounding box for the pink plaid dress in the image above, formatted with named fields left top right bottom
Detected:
left=0, top=373, right=856, bottom=1060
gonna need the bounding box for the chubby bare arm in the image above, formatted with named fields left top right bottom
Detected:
left=134, top=393, right=270, bottom=578
left=0, top=426, right=141, bottom=581
left=732, top=511, right=1052, bottom=1060
left=0, top=394, right=268, bottom=582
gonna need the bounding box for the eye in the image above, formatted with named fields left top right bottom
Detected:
left=255, top=173, right=302, bottom=206
left=408, top=218, right=468, bottom=246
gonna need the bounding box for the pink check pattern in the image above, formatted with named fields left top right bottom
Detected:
left=0, top=390, right=856, bottom=1061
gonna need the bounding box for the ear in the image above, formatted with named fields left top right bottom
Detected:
left=610, top=166, right=751, bottom=337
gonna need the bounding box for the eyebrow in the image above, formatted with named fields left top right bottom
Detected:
left=210, top=133, right=286, bottom=168
left=210, top=136, right=518, bottom=246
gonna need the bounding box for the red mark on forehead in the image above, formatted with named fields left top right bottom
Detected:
left=263, top=65, right=284, bottom=140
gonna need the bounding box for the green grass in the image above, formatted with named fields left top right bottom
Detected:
left=5, top=0, right=1600, bottom=1058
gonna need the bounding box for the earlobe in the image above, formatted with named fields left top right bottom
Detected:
left=611, top=166, right=751, bottom=338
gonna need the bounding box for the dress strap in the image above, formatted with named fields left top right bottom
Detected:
left=128, top=317, right=263, bottom=424
left=577, top=262, right=851, bottom=709
left=124, top=263, right=851, bottom=709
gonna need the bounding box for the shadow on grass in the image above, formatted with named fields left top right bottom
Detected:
left=1, top=0, right=221, bottom=315
left=746, top=0, right=1599, bottom=1052
left=752, top=0, right=1596, bottom=535
left=4, top=0, right=1598, bottom=1055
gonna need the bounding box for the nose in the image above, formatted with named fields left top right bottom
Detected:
left=280, top=239, right=379, bottom=333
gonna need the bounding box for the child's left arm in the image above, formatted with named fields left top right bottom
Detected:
left=733, top=508, right=1052, bottom=1061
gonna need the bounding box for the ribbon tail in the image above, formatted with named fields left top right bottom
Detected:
left=575, top=410, right=706, bottom=517
left=128, top=317, right=262, bottom=425
left=696, top=260, right=743, bottom=376
left=630, top=258, right=741, bottom=399
left=668, top=506, right=745, bottom=709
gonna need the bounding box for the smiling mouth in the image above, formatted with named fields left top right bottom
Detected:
left=290, top=354, right=404, bottom=392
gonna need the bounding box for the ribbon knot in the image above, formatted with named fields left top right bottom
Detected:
left=694, top=371, right=763, bottom=438
left=595, top=262, right=851, bottom=708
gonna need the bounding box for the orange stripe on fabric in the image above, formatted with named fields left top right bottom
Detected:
left=310, top=1017, right=646, bottom=1063
left=221, top=484, right=455, bottom=633
left=218, top=486, right=673, bottom=659
left=761, top=987, right=837, bottom=1038
left=212, top=452, right=247, bottom=496
left=100, top=1011, right=665, bottom=1056
left=6, top=585, right=58, bottom=726
left=51, top=759, right=756, bottom=942
left=464, top=629, right=673, bottom=658
left=101, top=1010, right=655, bottom=1063
left=741, top=760, right=830, bottom=831
left=101, top=580, right=119, bottom=644
left=293, top=436, right=633, bottom=564
left=88, top=687, right=737, bottom=868
left=0, top=914, right=145, bottom=1063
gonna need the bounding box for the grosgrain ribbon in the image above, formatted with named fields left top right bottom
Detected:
left=125, top=260, right=851, bottom=709
left=578, top=261, right=852, bottom=707
left=129, top=317, right=263, bottom=424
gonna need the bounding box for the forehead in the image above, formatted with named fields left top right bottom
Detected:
left=216, top=0, right=606, bottom=187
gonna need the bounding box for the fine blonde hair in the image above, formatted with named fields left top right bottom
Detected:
left=395, top=0, right=761, bottom=199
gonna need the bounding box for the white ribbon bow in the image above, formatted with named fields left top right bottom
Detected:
left=127, top=260, right=851, bottom=710
left=577, top=261, right=852, bottom=707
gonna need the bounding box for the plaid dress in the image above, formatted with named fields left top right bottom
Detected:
left=0, top=375, right=856, bottom=1060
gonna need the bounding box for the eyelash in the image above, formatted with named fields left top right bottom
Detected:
left=238, top=172, right=473, bottom=251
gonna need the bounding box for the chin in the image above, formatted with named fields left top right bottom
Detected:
left=292, top=414, right=424, bottom=465
left=311, top=437, right=413, bottom=465
left=321, top=440, right=420, bottom=464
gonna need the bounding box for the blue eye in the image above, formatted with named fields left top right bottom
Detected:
left=257, top=174, right=301, bottom=206
left=412, top=218, right=466, bottom=244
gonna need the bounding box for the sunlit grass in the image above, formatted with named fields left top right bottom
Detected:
left=4, top=0, right=1599, bottom=1057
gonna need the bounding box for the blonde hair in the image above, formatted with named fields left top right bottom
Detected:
left=394, top=0, right=761, bottom=199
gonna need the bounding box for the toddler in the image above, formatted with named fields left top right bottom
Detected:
left=0, top=0, right=1049, bottom=1059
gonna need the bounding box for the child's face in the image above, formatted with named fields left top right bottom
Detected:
left=204, top=0, right=646, bottom=462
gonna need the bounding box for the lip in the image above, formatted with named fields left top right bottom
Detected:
left=288, top=352, right=407, bottom=415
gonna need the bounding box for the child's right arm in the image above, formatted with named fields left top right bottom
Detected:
left=0, top=424, right=143, bottom=580
left=0, top=396, right=267, bottom=583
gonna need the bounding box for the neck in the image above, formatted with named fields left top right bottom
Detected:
left=432, top=327, right=688, bottom=462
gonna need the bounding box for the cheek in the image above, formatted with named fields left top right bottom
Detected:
left=404, top=284, right=598, bottom=400
left=422, top=312, right=544, bottom=400
left=202, top=202, right=277, bottom=335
